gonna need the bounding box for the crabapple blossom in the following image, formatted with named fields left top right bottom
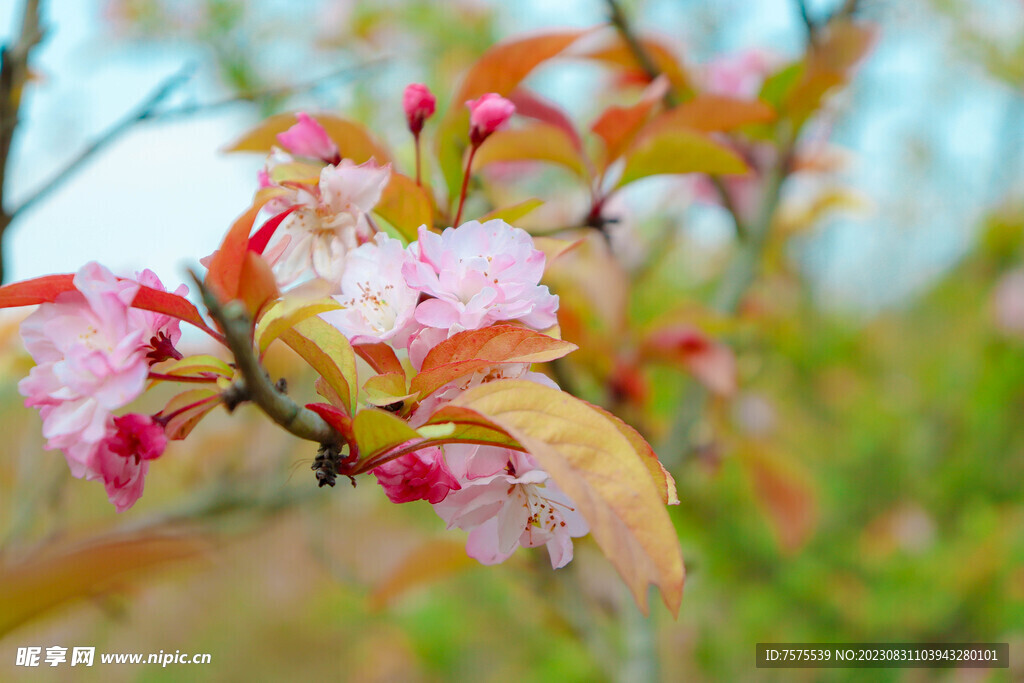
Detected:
left=403, top=83, right=436, bottom=136
left=18, top=262, right=181, bottom=457
left=276, top=112, right=341, bottom=165
left=267, top=159, right=392, bottom=285
left=320, top=233, right=420, bottom=346
left=466, top=93, right=515, bottom=145
left=403, top=220, right=559, bottom=333
left=373, top=446, right=460, bottom=504
left=82, top=413, right=167, bottom=512
left=434, top=446, right=589, bottom=568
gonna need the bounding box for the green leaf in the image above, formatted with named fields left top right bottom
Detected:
left=280, top=317, right=357, bottom=414
left=412, top=325, right=577, bottom=399
left=450, top=379, right=684, bottom=616
left=255, top=297, right=343, bottom=356
left=618, top=129, right=748, bottom=187
left=353, top=408, right=421, bottom=460
left=363, top=372, right=413, bottom=407
left=421, top=405, right=523, bottom=451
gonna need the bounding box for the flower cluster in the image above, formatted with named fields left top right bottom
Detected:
left=18, top=263, right=183, bottom=510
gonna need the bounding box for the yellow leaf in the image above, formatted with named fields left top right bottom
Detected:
left=375, top=172, right=434, bottom=243
left=479, top=198, right=544, bottom=224
left=256, top=297, right=343, bottom=356
left=472, top=123, right=588, bottom=178
left=154, top=354, right=233, bottom=379
left=619, top=129, right=749, bottom=187
left=450, top=379, right=684, bottom=616
left=280, top=317, right=357, bottom=414
left=353, top=408, right=421, bottom=459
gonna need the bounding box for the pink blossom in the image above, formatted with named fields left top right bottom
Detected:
left=81, top=413, right=167, bottom=512
left=700, top=49, right=777, bottom=99
left=402, top=220, right=559, bottom=332
left=276, top=112, right=341, bottom=164
left=373, top=447, right=460, bottom=504
left=320, top=233, right=420, bottom=346
left=403, top=83, right=436, bottom=135
left=269, top=159, right=392, bottom=286
left=433, top=446, right=588, bottom=568
left=466, top=93, right=515, bottom=145
left=18, top=263, right=180, bottom=461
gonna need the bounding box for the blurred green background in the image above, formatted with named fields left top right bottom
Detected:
left=2, top=0, right=1023, bottom=680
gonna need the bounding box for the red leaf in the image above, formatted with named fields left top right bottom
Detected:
left=306, top=402, right=356, bottom=446
left=0, top=273, right=220, bottom=339
left=508, top=88, right=583, bottom=152
left=248, top=207, right=296, bottom=255
left=205, top=203, right=263, bottom=303
left=0, top=274, right=74, bottom=308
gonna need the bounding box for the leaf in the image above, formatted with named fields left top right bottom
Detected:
left=354, top=343, right=405, bottom=376
left=472, top=123, right=588, bottom=179
left=412, top=325, right=577, bottom=399
left=0, top=274, right=220, bottom=339
left=237, top=250, right=280, bottom=318
left=438, top=30, right=588, bottom=199
left=586, top=403, right=679, bottom=506
left=155, top=354, right=233, bottom=379
left=618, top=129, right=748, bottom=187
left=224, top=112, right=392, bottom=164
left=507, top=88, right=583, bottom=152
left=532, top=236, right=584, bottom=263
left=0, top=532, right=208, bottom=637
left=363, top=373, right=412, bottom=407
left=369, top=539, right=479, bottom=609
left=248, top=206, right=297, bottom=255
left=421, top=404, right=523, bottom=451
left=353, top=408, right=421, bottom=460
left=280, top=317, right=357, bottom=414
left=0, top=273, right=74, bottom=307
left=256, top=297, right=343, bottom=356
left=374, top=172, right=434, bottom=243
left=158, top=388, right=221, bottom=440
left=306, top=402, right=356, bottom=445
left=736, top=441, right=818, bottom=553
left=205, top=203, right=263, bottom=304
left=479, top=198, right=544, bottom=224
left=591, top=75, right=669, bottom=165
left=449, top=379, right=684, bottom=616
left=454, top=30, right=589, bottom=103
left=581, top=30, right=692, bottom=96
left=645, top=94, right=776, bottom=134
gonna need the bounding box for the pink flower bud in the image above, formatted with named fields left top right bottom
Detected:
left=373, top=447, right=460, bottom=504
left=108, top=413, right=167, bottom=462
left=276, top=112, right=341, bottom=164
left=466, top=93, right=515, bottom=146
left=403, top=83, right=436, bottom=136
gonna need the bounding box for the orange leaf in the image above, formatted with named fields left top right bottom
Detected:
left=646, top=94, right=776, bottom=134
left=591, top=75, right=669, bottom=165
left=354, top=343, right=405, bottom=376
left=643, top=326, right=737, bottom=397
left=205, top=203, right=263, bottom=304
left=237, top=251, right=280, bottom=319
left=412, top=325, right=577, bottom=399
left=369, top=539, right=479, bottom=609
left=737, top=441, right=818, bottom=553
left=580, top=29, right=692, bottom=96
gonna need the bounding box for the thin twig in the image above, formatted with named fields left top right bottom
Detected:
left=191, top=270, right=341, bottom=446
left=0, top=0, right=45, bottom=283
left=603, top=0, right=676, bottom=108
left=796, top=0, right=818, bottom=45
